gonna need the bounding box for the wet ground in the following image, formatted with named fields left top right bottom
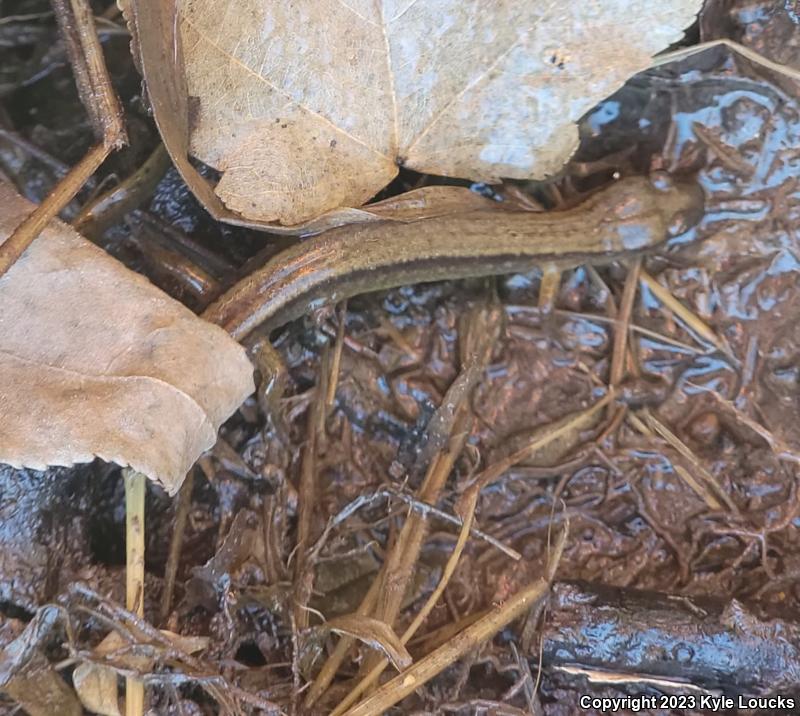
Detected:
left=2, top=0, right=800, bottom=714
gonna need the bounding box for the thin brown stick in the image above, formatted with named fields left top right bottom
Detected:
left=342, top=581, right=548, bottom=716
left=385, top=490, right=521, bottom=560
left=685, top=381, right=800, bottom=465
left=610, top=259, right=641, bottom=388
left=461, top=392, right=614, bottom=500
left=639, top=270, right=728, bottom=353
left=304, top=573, right=383, bottom=708
left=0, top=127, right=72, bottom=176
left=364, top=419, right=470, bottom=668
left=691, top=122, right=755, bottom=177
left=342, top=527, right=567, bottom=716
left=554, top=309, right=705, bottom=355
left=159, top=468, right=195, bottom=625
left=50, top=0, right=125, bottom=146
left=0, top=142, right=108, bottom=277
left=326, top=301, right=348, bottom=410
left=74, top=144, right=171, bottom=237
left=330, top=489, right=480, bottom=716
left=628, top=410, right=736, bottom=514
left=294, top=382, right=325, bottom=630
left=0, top=0, right=126, bottom=279
left=360, top=304, right=499, bottom=675
left=311, top=304, right=497, bottom=703
left=640, top=408, right=738, bottom=514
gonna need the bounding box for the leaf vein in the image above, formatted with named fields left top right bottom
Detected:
left=183, top=14, right=392, bottom=161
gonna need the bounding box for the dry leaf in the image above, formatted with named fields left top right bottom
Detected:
left=94, top=628, right=209, bottom=667
left=323, top=614, right=412, bottom=671
left=72, top=662, right=121, bottom=716
left=71, top=628, right=210, bottom=715
left=125, top=0, right=700, bottom=226
left=0, top=608, right=83, bottom=716
left=0, top=182, right=254, bottom=493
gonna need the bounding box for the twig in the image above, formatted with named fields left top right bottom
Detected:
left=364, top=414, right=470, bottom=670
left=342, top=580, right=550, bottom=716
left=691, top=122, right=755, bottom=177
left=74, top=144, right=171, bottom=237
left=691, top=382, right=800, bottom=465
left=123, top=468, right=146, bottom=716
left=460, top=392, right=614, bottom=499
left=1, top=0, right=125, bottom=271
left=384, top=490, right=521, bottom=561
left=610, top=259, right=641, bottom=388
left=50, top=0, right=125, bottom=145
left=0, top=143, right=108, bottom=277
left=628, top=409, right=738, bottom=514
left=330, top=489, right=481, bottom=715
left=304, top=573, right=383, bottom=708
left=0, top=128, right=71, bottom=176
left=326, top=301, right=348, bottom=410
left=159, top=468, right=195, bottom=625
left=0, top=0, right=125, bottom=279
left=294, top=380, right=325, bottom=630
left=554, top=309, right=706, bottom=355
left=639, top=270, right=729, bottom=354
left=342, top=526, right=567, bottom=716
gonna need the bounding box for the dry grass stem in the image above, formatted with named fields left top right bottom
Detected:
left=341, top=525, right=567, bottom=716
left=538, top=263, right=562, bottom=311
left=0, top=0, right=126, bottom=278
left=330, top=489, right=481, bottom=715
left=462, top=392, right=614, bottom=500
left=631, top=409, right=738, bottom=513
left=326, top=302, right=348, bottom=410
left=159, top=468, right=195, bottom=624
left=123, top=469, right=146, bottom=716
left=610, top=259, right=641, bottom=388
left=294, top=382, right=326, bottom=630
left=639, top=270, right=728, bottom=353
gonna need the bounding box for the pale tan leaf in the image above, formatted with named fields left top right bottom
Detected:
left=323, top=614, right=412, bottom=671
left=125, top=0, right=701, bottom=226
left=93, top=632, right=153, bottom=673
left=91, top=629, right=209, bottom=674
left=157, top=630, right=210, bottom=655
left=72, top=663, right=121, bottom=716
left=0, top=183, right=255, bottom=493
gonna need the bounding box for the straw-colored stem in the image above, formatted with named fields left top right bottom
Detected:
left=330, top=490, right=480, bottom=716
left=343, top=577, right=550, bottom=716
left=124, top=468, right=146, bottom=716
left=639, top=270, right=727, bottom=352
left=538, top=262, right=562, bottom=311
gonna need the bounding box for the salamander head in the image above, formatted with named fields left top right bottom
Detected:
left=600, top=172, right=705, bottom=245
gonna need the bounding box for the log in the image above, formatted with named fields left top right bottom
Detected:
left=541, top=581, right=800, bottom=697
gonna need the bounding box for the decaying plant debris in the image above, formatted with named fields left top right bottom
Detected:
left=0, top=183, right=254, bottom=490
left=3, top=0, right=800, bottom=714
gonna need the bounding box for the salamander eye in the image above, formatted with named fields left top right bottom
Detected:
left=650, top=171, right=675, bottom=193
